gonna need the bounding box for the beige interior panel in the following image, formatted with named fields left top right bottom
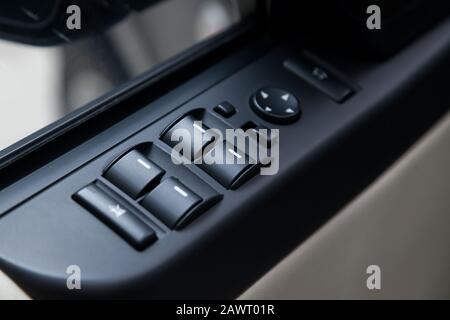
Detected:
left=0, top=270, right=29, bottom=300
left=241, top=111, right=450, bottom=299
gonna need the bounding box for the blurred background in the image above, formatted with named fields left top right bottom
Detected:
left=0, top=0, right=255, bottom=152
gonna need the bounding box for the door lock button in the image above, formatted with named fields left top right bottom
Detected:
left=283, top=58, right=354, bottom=102
left=104, top=150, right=164, bottom=199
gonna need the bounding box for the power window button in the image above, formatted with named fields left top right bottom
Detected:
left=161, top=115, right=217, bottom=161
left=104, top=150, right=164, bottom=199
left=199, top=140, right=258, bottom=189
left=141, top=177, right=201, bottom=229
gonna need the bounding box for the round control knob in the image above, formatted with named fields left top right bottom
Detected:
left=250, top=87, right=301, bottom=124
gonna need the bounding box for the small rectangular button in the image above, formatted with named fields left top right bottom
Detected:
left=141, top=177, right=201, bottom=229
left=74, top=184, right=157, bottom=250
left=213, top=102, right=236, bottom=118
left=283, top=58, right=354, bottom=102
left=199, top=140, right=258, bottom=189
left=105, top=150, right=164, bottom=199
